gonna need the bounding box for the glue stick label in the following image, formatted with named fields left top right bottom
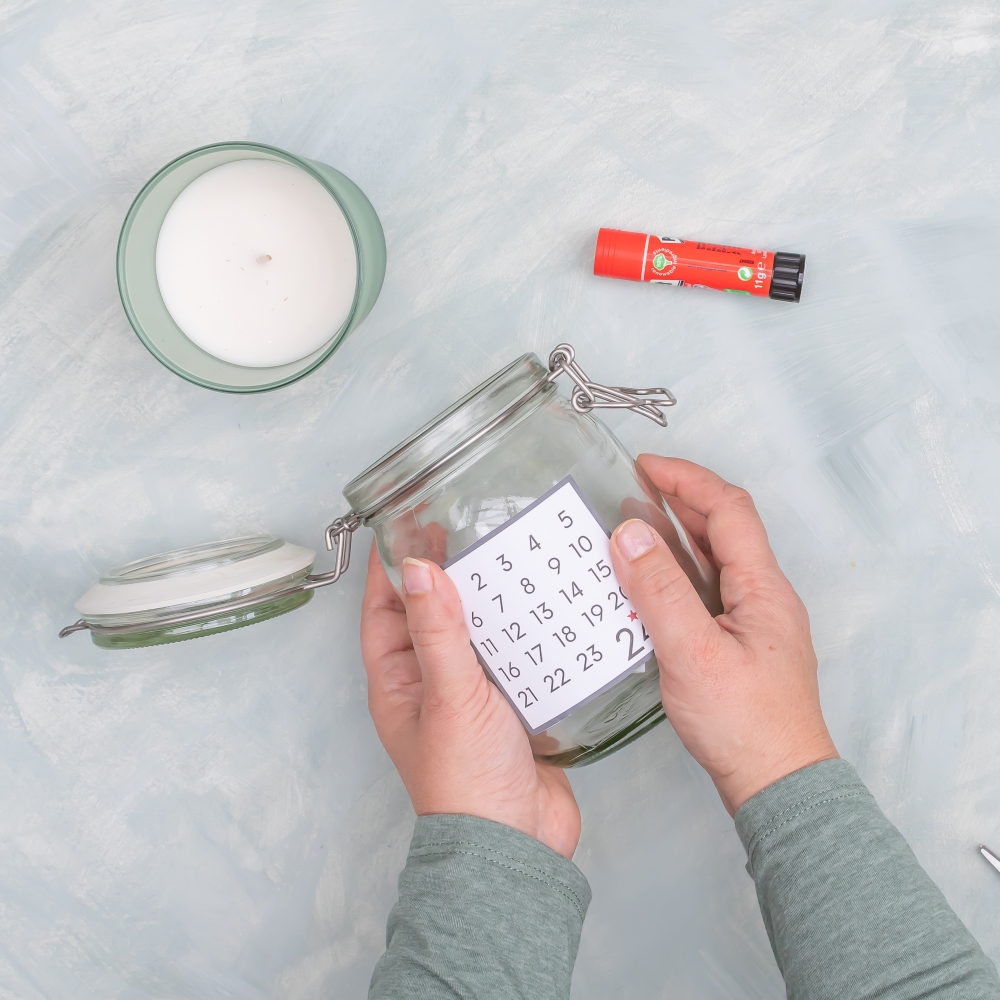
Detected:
left=644, top=237, right=775, bottom=296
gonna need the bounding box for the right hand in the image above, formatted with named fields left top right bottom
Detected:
left=609, top=456, right=838, bottom=816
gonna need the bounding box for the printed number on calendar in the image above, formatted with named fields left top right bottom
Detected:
left=443, top=477, right=654, bottom=733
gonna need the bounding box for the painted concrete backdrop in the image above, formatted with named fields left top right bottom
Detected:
left=2, top=1, right=1000, bottom=996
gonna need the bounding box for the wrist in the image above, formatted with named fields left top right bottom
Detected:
left=714, top=734, right=840, bottom=816
left=411, top=776, right=580, bottom=859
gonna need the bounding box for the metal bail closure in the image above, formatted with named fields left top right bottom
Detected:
left=306, top=514, right=362, bottom=589
left=547, top=343, right=676, bottom=427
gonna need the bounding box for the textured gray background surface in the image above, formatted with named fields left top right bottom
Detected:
left=2, top=1, right=1000, bottom=996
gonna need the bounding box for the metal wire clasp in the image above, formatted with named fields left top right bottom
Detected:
left=547, top=343, right=676, bottom=427
left=304, top=514, right=362, bottom=589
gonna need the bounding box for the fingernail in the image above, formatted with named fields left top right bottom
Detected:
left=616, top=519, right=656, bottom=561
left=402, top=557, right=433, bottom=594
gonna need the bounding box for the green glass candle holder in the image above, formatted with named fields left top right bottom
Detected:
left=117, top=141, right=387, bottom=393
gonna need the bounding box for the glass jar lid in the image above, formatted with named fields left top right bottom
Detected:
left=99, top=534, right=282, bottom=584
left=75, top=535, right=315, bottom=617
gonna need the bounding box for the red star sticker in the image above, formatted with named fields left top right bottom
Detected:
left=628, top=610, right=638, bottom=621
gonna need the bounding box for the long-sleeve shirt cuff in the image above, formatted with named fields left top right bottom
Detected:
left=369, top=813, right=591, bottom=1000
left=735, top=758, right=1000, bottom=999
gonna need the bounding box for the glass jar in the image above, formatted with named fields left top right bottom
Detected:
left=61, top=344, right=720, bottom=767
left=335, top=344, right=721, bottom=766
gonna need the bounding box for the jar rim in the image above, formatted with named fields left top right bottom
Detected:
left=343, top=353, right=556, bottom=521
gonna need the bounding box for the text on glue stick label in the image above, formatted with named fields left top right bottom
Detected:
left=443, top=477, right=654, bottom=734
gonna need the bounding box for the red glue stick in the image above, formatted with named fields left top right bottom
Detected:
left=594, top=228, right=806, bottom=302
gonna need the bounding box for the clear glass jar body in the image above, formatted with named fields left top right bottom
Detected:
left=345, top=355, right=721, bottom=766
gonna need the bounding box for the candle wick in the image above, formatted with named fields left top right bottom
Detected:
left=256, top=254, right=273, bottom=264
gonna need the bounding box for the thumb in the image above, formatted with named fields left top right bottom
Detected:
left=400, top=557, right=488, bottom=708
left=610, top=519, right=719, bottom=669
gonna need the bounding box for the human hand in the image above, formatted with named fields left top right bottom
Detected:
left=360, top=541, right=581, bottom=858
left=610, top=457, right=838, bottom=816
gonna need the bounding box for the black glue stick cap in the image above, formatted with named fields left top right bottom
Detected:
left=770, top=253, right=806, bottom=302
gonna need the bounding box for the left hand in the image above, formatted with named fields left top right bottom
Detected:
left=360, top=541, right=581, bottom=859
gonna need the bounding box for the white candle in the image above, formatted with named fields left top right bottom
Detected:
left=155, top=159, right=358, bottom=368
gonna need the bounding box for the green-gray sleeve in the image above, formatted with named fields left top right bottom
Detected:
left=369, top=813, right=591, bottom=1000
left=736, top=758, right=1000, bottom=999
